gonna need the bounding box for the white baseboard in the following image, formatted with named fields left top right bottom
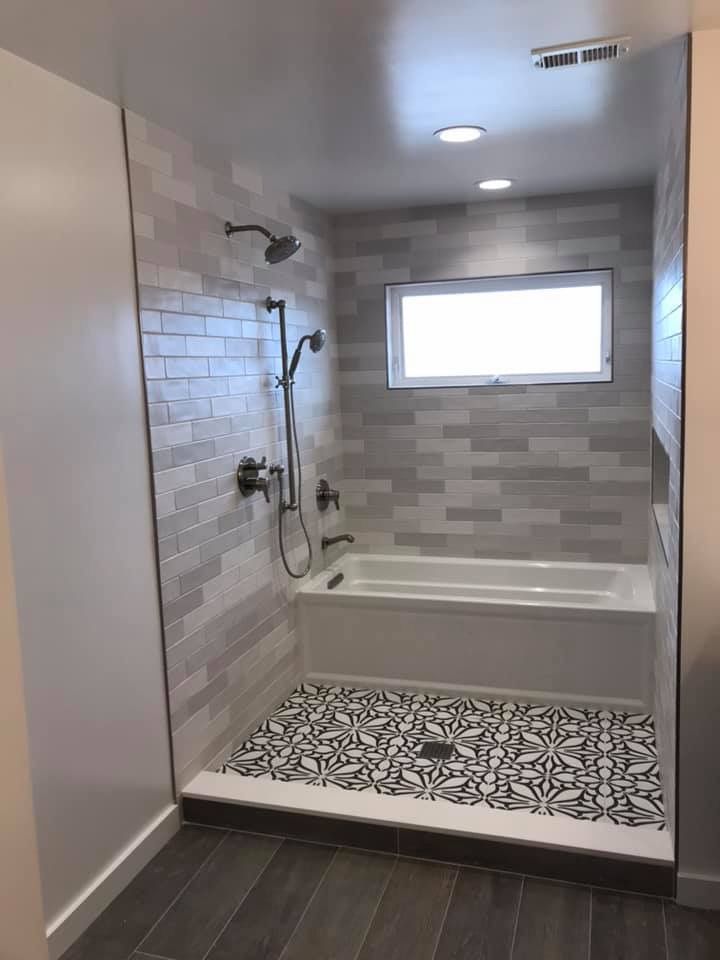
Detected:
left=676, top=871, right=720, bottom=909
left=46, top=804, right=180, bottom=960
left=306, top=671, right=645, bottom=714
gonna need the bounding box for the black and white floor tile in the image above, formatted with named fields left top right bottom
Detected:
left=221, top=684, right=666, bottom=830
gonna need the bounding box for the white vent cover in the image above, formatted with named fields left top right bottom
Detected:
left=531, top=36, right=631, bottom=70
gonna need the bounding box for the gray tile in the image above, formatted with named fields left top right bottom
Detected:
left=206, top=840, right=336, bottom=960
left=61, top=827, right=225, bottom=960
left=433, top=867, right=522, bottom=960
left=140, top=832, right=280, bottom=960
left=139, top=285, right=183, bottom=312
left=206, top=317, right=244, bottom=337
left=186, top=336, right=226, bottom=357
left=512, top=879, right=591, bottom=960
left=166, top=356, right=210, bottom=378
left=183, top=293, right=223, bottom=316
left=179, top=556, right=222, bottom=594
left=143, top=333, right=186, bottom=356
left=161, top=312, right=205, bottom=335
left=163, top=587, right=205, bottom=626
left=172, top=439, right=216, bottom=466
left=281, top=849, right=395, bottom=960
left=590, top=890, right=666, bottom=960
left=167, top=398, right=213, bottom=423
left=665, top=902, right=720, bottom=960
left=356, top=859, right=456, bottom=960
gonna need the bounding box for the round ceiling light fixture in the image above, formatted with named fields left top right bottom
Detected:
left=433, top=125, right=487, bottom=143
left=476, top=178, right=513, bottom=191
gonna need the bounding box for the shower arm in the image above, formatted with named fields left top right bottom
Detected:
left=224, top=222, right=275, bottom=241
left=267, top=296, right=298, bottom=511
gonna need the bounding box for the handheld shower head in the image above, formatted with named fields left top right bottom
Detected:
left=224, top=222, right=301, bottom=264
left=288, top=329, right=327, bottom=379
left=310, top=329, right=327, bottom=353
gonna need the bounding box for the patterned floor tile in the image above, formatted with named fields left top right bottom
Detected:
left=220, top=684, right=666, bottom=830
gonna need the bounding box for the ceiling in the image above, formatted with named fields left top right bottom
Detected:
left=0, top=1, right=692, bottom=210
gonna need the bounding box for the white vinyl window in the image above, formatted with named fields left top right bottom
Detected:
left=385, top=270, right=613, bottom=389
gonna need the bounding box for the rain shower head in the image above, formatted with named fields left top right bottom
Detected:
left=288, top=328, right=327, bottom=379
left=224, top=221, right=301, bottom=264
left=264, top=235, right=302, bottom=264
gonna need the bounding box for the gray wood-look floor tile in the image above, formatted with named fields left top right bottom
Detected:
left=206, top=839, right=336, bottom=960
left=590, top=890, right=666, bottom=959
left=139, top=831, right=280, bottom=960
left=355, top=858, right=456, bottom=960
left=281, top=848, right=395, bottom=960
left=61, top=826, right=226, bottom=960
left=665, top=901, right=720, bottom=960
left=511, top=878, right=591, bottom=960
left=433, top=867, right=522, bottom=960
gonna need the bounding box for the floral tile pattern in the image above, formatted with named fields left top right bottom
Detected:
left=221, top=683, right=666, bottom=830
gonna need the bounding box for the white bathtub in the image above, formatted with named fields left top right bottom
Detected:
left=297, top=554, right=655, bottom=712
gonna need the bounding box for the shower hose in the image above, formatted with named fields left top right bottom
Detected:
left=276, top=383, right=313, bottom=579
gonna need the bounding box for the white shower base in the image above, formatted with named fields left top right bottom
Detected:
left=298, top=553, right=655, bottom=712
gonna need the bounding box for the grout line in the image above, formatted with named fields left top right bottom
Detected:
left=129, top=829, right=229, bottom=960
left=661, top=897, right=671, bottom=960
left=429, top=866, right=459, bottom=960
left=509, top=876, right=524, bottom=960
left=198, top=836, right=283, bottom=960
left=587, top=888, right=593, bottom=960
left=275, top=846, right=340, bottom=960
left=349, top=853, right=399, bottom=960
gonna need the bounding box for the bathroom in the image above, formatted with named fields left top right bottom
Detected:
left=1, top=4, right=720, bottom=959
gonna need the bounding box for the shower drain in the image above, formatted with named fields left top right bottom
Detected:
left=418, top=741, right=455, bottom=761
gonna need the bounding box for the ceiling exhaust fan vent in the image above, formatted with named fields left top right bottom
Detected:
left=531, top=36, right=631, bottom=70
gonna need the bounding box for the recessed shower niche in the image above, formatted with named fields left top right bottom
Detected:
left=652, top=429, right=671, bottom=560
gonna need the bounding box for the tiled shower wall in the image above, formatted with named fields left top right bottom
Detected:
left=125, top=112, right=343, bottom=788
left=334, top=188, right=652, bottom=561
left=649, top=36, right=688, bottom=836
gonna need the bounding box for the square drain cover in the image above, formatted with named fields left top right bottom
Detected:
left=418, top=741, right=455, bottom=761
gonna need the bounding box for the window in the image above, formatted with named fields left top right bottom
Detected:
left=385, top=270, right=612, bottom=389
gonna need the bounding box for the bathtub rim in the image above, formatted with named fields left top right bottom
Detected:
left=299, top=552, right=656, bottom=618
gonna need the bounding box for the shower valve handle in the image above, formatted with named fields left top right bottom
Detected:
left=316, top=479, right=340, bottom=511
left=237, top=456, right=270, bottom=503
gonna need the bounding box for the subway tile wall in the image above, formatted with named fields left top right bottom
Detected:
left=333, top=188, right=653, bottom=562
left=649, top=36, right=688, bottom=837
left=125, top=111, right=344, bottom=788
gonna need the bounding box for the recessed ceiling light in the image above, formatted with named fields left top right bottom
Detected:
left=476, top=178, right=513, bottom=190
left=434, top=125, right=486, bottom=143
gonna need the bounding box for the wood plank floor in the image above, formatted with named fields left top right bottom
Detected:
left=60, top=826, right=720, bottom=960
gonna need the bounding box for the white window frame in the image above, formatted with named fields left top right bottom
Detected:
left=385, top=269, right=613, bottom=389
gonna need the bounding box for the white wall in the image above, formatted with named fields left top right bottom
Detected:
left=0, top=47, right=175, bottom=944
left=677, top=27, right=720, bottom=908
left=0, top=444, right=48, bottom=960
